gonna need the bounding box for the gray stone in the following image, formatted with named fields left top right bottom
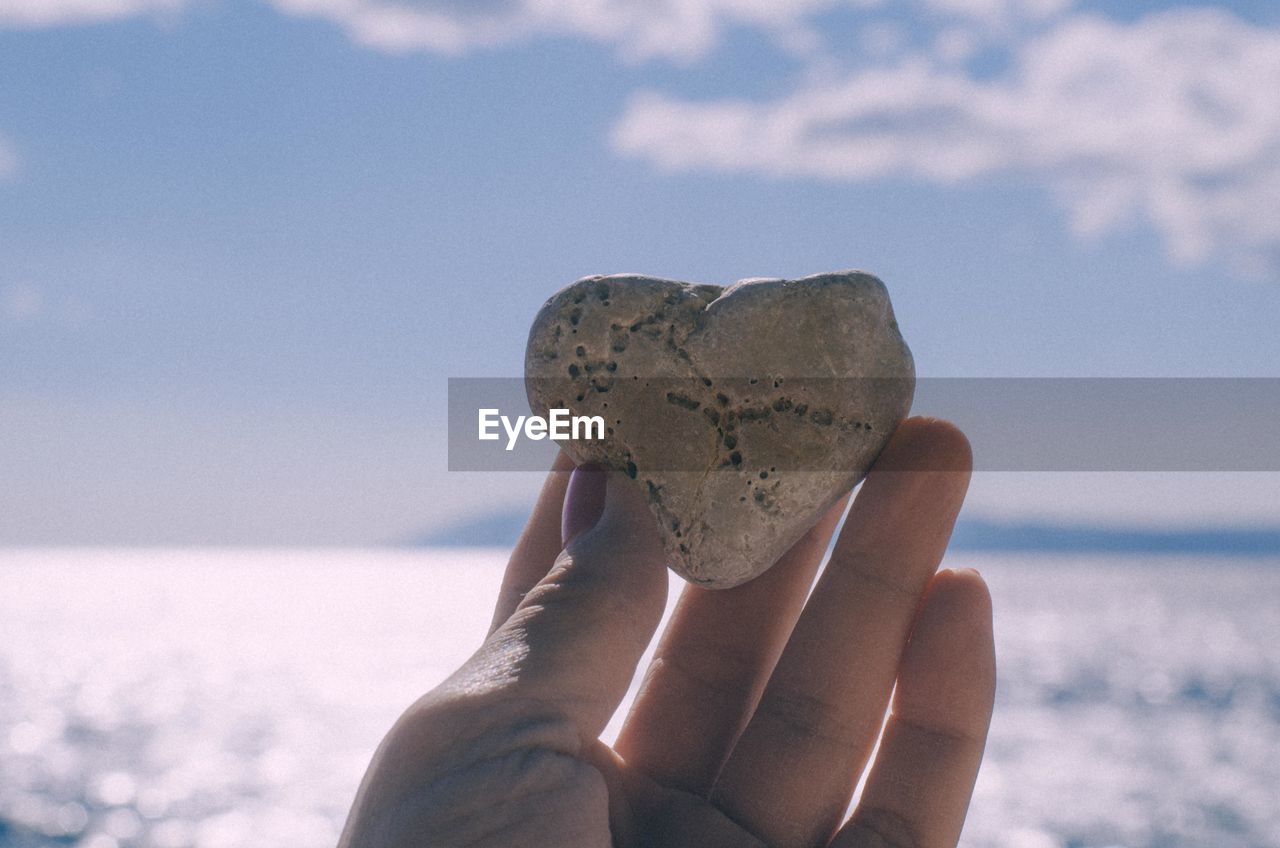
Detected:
left=524, top=270, right=915, bottom=588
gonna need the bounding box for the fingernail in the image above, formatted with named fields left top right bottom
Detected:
left=562, top=463, right=607, bottom=546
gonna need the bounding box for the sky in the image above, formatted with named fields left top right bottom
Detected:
left=2, top=0, right=1279, bottom=545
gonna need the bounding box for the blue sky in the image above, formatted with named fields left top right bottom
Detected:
left=2, top=0, right=1279, bottom=544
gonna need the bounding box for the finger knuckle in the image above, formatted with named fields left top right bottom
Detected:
left=752, top=685, right=863, bottom=747
left=405, top=748, right=608, bottom=846
left=843, top=807, right=922, bottom=848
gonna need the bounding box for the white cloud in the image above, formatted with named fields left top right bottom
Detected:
left=265, top=0, right=866, bottom=62
left=0, top=0, right=182, bottom=27
left=263, top=0, right=1080, bottom=62
left=0, top=0, right=1065, bottom=61
left=0, top=0, right=1066, bottom=60
left=613, top=9, right=1280, bottom=274
left=4, top=0, right=1276, bottom=273
left=922, top=0, right=1073, bottom=26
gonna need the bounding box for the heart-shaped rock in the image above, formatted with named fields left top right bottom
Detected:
left=524, top=270, right=914, bottom=588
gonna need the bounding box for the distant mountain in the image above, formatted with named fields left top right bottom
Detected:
left=949, top=518, right=1280, bottom=556
left=410, top=510, right=1280, bottom=556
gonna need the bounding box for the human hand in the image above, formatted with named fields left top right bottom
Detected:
left=339, top=417, right=994, bottom=848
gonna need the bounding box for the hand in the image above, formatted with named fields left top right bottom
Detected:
left=339, top=417, right=995, bottom=848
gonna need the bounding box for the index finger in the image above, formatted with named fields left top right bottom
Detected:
left=488, top=450, right=576, bottom=633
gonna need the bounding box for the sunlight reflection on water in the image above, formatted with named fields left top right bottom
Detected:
left=1, top=549, right=1277, bottom=848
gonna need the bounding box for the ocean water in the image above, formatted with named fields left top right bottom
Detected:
left=1, top=549, right=1277, bottom=848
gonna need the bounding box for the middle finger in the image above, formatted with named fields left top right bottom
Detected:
left=614, top=493, right=851, bottom=795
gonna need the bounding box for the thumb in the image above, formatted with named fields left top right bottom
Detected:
left=462, top=468, right=670, bottom=743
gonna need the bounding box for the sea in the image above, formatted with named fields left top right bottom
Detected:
left=1, top=549, right=1277, bottom=848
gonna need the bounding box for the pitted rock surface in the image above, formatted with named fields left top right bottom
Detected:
left=524, top=270, right=915, bottom=588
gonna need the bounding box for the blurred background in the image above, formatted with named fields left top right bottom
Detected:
left=2, top=0, right=1279, bottom=846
